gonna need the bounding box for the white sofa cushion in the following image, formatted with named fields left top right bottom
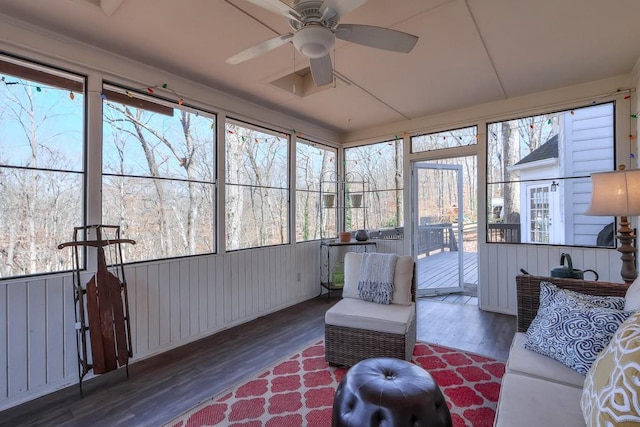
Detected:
left=343, top=252, right=413, bottom=305
left=495, top=372, right=585, bottom=427
left=507, top=333, right=585, bottom=388
left=324, top=298, right=415, bottom=335
left=624, top=276, right=640, bottom=311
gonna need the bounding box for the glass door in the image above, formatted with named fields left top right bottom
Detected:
left=413, top=162, right=464, bottom=296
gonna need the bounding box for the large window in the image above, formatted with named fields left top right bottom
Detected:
left=0, top=57, right=85, bottom=278
left=296, top=139, right=337, bottom=241
left=344, top=138, right=403, bottom=230
left=102, top=86, right=216, bottom=262
left=225, top=120, right=289, bottom=250
left=486, top=102, right=615, bottom=246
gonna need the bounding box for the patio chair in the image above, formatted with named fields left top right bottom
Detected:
left=324, top=252, right=416, bottom=367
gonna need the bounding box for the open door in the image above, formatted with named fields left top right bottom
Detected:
left=413, top=162, right=464, bottom=296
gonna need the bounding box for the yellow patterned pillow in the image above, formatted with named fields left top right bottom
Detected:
left=581, top=311, right=640, bottom=426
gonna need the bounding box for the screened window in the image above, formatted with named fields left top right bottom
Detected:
left=296, top=139, right=337, bottom=241
left=486, top=102, right=615, bottom=246
left=102, top=86, right=216, bottom=262
left=411, top=126, right=477, bottom=153
left=225, top=120, right=289, bottom=250
left=344, top=139, right=403, bottom=230
left=0, top=57, right=85, bottom=279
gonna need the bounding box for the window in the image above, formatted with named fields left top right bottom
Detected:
left=344, top=139, right=403, bottom=230
left=411, top=126, right=477, bottom=153
left=225, top=120, right=289, bottom=250
left=486, top=102, right=615, bottom=246
left=0, top=57, right=85, bottom=279
left=296, top=139, right=337, bottom=242
left=102, top=86, right=216, bottom=262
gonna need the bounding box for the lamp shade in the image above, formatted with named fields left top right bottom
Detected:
left=587, top=169, right=640, bottom=216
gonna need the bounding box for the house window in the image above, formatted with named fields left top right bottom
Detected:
left=344, top=138, right=403, bottom=230
left=411, top=126, right=478, bottom=153
left=486, top=102, right=615, bottom=246
left=296, top=139, right=337, bottom=242
left=102, top=85, right=216, bottom=262
left=0, top=57, right=85, bottom=279
left=225, top=120, right=289, bottom=250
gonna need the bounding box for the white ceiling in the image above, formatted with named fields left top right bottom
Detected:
left=1, top=0, right=640, bottom=137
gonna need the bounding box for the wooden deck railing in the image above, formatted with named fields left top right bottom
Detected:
left=487, top=223, right=521, bottom=243
left=417, top=223, right=457, bottom=256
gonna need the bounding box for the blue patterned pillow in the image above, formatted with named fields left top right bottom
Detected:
left=539, top=282, right=626, bottom=310
left=524, top=283, right=632, bottom=375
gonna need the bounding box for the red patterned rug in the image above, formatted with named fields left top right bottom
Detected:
left=166, top=340, right=505, bottom=427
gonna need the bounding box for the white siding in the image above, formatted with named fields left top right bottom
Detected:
left=563, top=104, right=615, bottom=245
left=0, top=242, right=320, bottom=410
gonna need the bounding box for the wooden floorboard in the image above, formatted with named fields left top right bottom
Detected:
left=1, top=296, right=516, bottom=426
left=417, top=251, right=479, bottom=291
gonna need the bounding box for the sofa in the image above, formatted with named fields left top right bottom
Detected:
left=494, top=275, right=639, bottom=427
left=324, top=252, right=416, bottom=367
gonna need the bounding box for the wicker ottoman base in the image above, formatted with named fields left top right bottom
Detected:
left=325, top=316, right=416, bottom=367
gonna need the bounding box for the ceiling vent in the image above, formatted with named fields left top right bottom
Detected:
left=70, top=0, right=125, bottom=16
left=269, top=66, right=348, bottom=98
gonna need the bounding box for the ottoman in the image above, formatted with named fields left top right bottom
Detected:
left=332, top=357, right=451, bottom=426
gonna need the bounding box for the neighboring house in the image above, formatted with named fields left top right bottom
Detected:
left=508, top=104, right=614, bottom=245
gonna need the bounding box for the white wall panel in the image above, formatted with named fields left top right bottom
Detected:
left=158, top=262, right=171, bottom=346
left=147, top=263, right=160, bottom=351
left=169, top=261, right=181, bottom=343
left=7, top=284, right=27, bottom=397
left=480, top=242, right=624, bottom=314
left=27, top=280, right=47, bottom=390
left=45, top=277, right=65, bottom=385
left=0, top=283, right=7, bottom=400
left=1, top=242, right=320, bottom=411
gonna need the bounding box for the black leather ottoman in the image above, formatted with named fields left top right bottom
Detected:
left=332, top=357, right=451, bottom=427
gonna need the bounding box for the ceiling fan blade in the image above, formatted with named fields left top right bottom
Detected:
left=319, top=0, right=367, bottom=20
left=226, top=33, right=294, bottom=64
left=245, top=0, right=301, bottom=21
left=335, top=24, right=418, bottom=53
left=310, top=54, right=334, bottom=87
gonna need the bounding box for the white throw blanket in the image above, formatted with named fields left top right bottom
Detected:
left=358, top=253, right=398, bottom=304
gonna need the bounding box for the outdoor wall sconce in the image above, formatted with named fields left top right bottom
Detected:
left=550, top=180, right=559, bottom=192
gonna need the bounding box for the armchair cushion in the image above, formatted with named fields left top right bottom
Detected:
left=343, top=252, right=413, bottom=305
left=324, top=298, right=415, bottom=335
left=624, top=276, right=640, bottom=311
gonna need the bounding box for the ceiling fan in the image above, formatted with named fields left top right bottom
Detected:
left=226, top=0, right=419, bottom=87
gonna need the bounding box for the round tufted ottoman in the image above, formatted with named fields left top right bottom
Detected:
left=332, top=357, right=451, bottom=427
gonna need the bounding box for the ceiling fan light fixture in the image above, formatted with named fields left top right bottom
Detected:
left=293, top=25, right=334, bottom=58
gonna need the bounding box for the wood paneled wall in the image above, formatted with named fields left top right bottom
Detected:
left=0, top=242, right=321, bottom=410
left=479, top=243, right=623, bottom=314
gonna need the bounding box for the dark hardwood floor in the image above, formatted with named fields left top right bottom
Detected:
left=1, top=296, right=516, bottom=427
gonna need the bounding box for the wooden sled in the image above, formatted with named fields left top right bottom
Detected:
left=58, top=225, right=135, bottom=395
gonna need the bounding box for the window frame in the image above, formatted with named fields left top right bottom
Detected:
left=485, top=101, right=617, bottom=248
left=295, top=138, right=337, bottom=242
left=0, top=55, right=87, bottom=279
left=224, top=118, right=290, bottom=251
left=344, top=138, right=404, bottom=231
left=101, top=83, right=218, bottom=263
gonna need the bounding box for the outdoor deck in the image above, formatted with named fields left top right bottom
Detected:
left=417, top=250, right=479, bottom=305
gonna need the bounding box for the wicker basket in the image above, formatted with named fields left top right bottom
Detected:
left=516, top=275, right=629, bottom=333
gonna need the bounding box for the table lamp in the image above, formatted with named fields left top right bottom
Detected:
left=587, top=166, right=640, bottom=284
